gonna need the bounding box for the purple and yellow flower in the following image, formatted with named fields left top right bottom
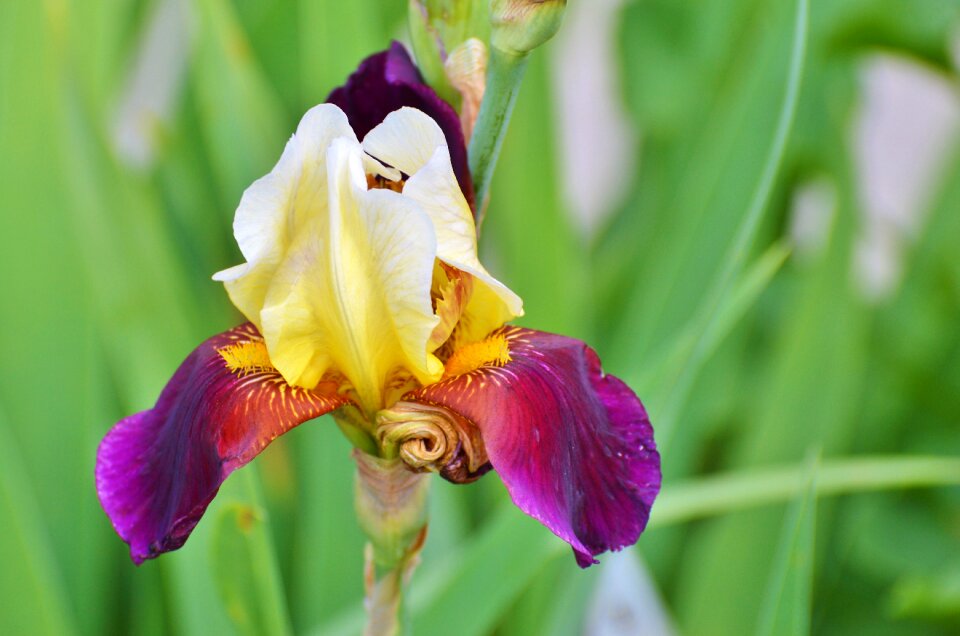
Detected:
left=96, top=44, right=660, bottom=569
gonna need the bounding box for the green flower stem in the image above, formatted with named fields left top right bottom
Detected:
left=353, top=451, right=430, bottom=635
left=407, top=0, right=475, bottom=108
left=467, top=0, right=566, bottom=225
left=467, top=46, right=529, bottom=227
left=334, top=410, right=379, bottom=456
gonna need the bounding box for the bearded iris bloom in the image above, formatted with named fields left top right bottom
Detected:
left=96, top=44, right=660, bottom=570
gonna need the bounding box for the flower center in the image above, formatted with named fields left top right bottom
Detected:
left=365, top=172, right=405, bottom=193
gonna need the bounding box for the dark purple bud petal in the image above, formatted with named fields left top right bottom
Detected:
left=326, top=41, right=475, bottom=209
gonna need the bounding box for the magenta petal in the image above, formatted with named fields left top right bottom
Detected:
left=412, top=327, right=661, bottom=567
left=95, top=324, right=345, bottom=563
left=326, top=41, right=475, bottom=208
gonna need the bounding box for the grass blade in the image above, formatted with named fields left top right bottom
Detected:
left=631, top=241, right=791, bottom=393
left=211, top=468, right=293, bottom=636
left=0, top=409, right=77, bottom=636
left=650, top=455, right=960, bottom=528
left=311, top=453, right=960, bottom=635
left=754, top=453, right=818, bottom=636
left=652, top=0, right=810, bottom=450
left=192, top=0, right=289, bottom=203
left=409, top=504, right=561, bottom=636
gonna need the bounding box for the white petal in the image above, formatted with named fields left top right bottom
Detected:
left=402, top=146, right=524, bottom=328
left=363, top=106, right=522, bottom=325
left=362, top=107, right=448, bottom=175
left=218, top=104, right=356, bottom=327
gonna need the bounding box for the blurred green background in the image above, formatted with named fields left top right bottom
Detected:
left=2, top=0, right=960, bottom=634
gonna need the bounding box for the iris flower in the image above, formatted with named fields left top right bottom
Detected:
left=96, top=44, right=660, bottom=569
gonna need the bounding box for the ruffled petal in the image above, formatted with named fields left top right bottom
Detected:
left=364, top=108, right=523, bottom=347
left=214, top=105, right=443, bottom=412
left=212, top=104, right=356, bottom=326
left=258, top=137, right=441, bottom=412
left=407, top=327, right=660, bottom=567
left=326, top=41, right=474, bottom=208
left=95, top=324, right=346, bottom=564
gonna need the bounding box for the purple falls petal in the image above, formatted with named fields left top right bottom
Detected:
left=410, top=327, right=661, bottom=567
left=326, top=41, right=475, bottom=209
left=95, top=324, right=346, bottom=564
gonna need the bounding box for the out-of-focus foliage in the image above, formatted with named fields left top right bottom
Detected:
left=0, top=1, right=958, bottom=634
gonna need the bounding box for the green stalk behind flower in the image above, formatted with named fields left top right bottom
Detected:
left=469, top=0, right=566, bottom=225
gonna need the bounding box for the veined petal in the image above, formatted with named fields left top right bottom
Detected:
left=408, top=327, right=660, bottom=567
left=95, top=324, right=346, bottom=564
left=326, top=41, right=474, bottom=208
left=364, top=108, right=523, bottom=347
left=213, top=104, right=356, bottom=328
left=259, top=137, right=441, bottom=413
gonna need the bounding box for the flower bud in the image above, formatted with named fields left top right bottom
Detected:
left=444, top=38, right=488, bottom=141
left=490, top=0, right=566, bottom=56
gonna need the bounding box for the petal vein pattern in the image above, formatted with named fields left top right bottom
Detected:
left=95, top=324, right=345, bottom=564
left=409, top=327, right=661, bottom=566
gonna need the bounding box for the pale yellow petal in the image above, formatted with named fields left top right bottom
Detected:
left=212, top=104, right=356, bottom=327
left=211, top=263, right=248, bottom=282
left=455, top=279, right=522, bottom=347
left=401, top=145, right=524, bottom=339
left=364, top=106, right=520, bottom=305
left=402, top=147, right=476, bottom=266
left=259, top=137, right=441, bottom=413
